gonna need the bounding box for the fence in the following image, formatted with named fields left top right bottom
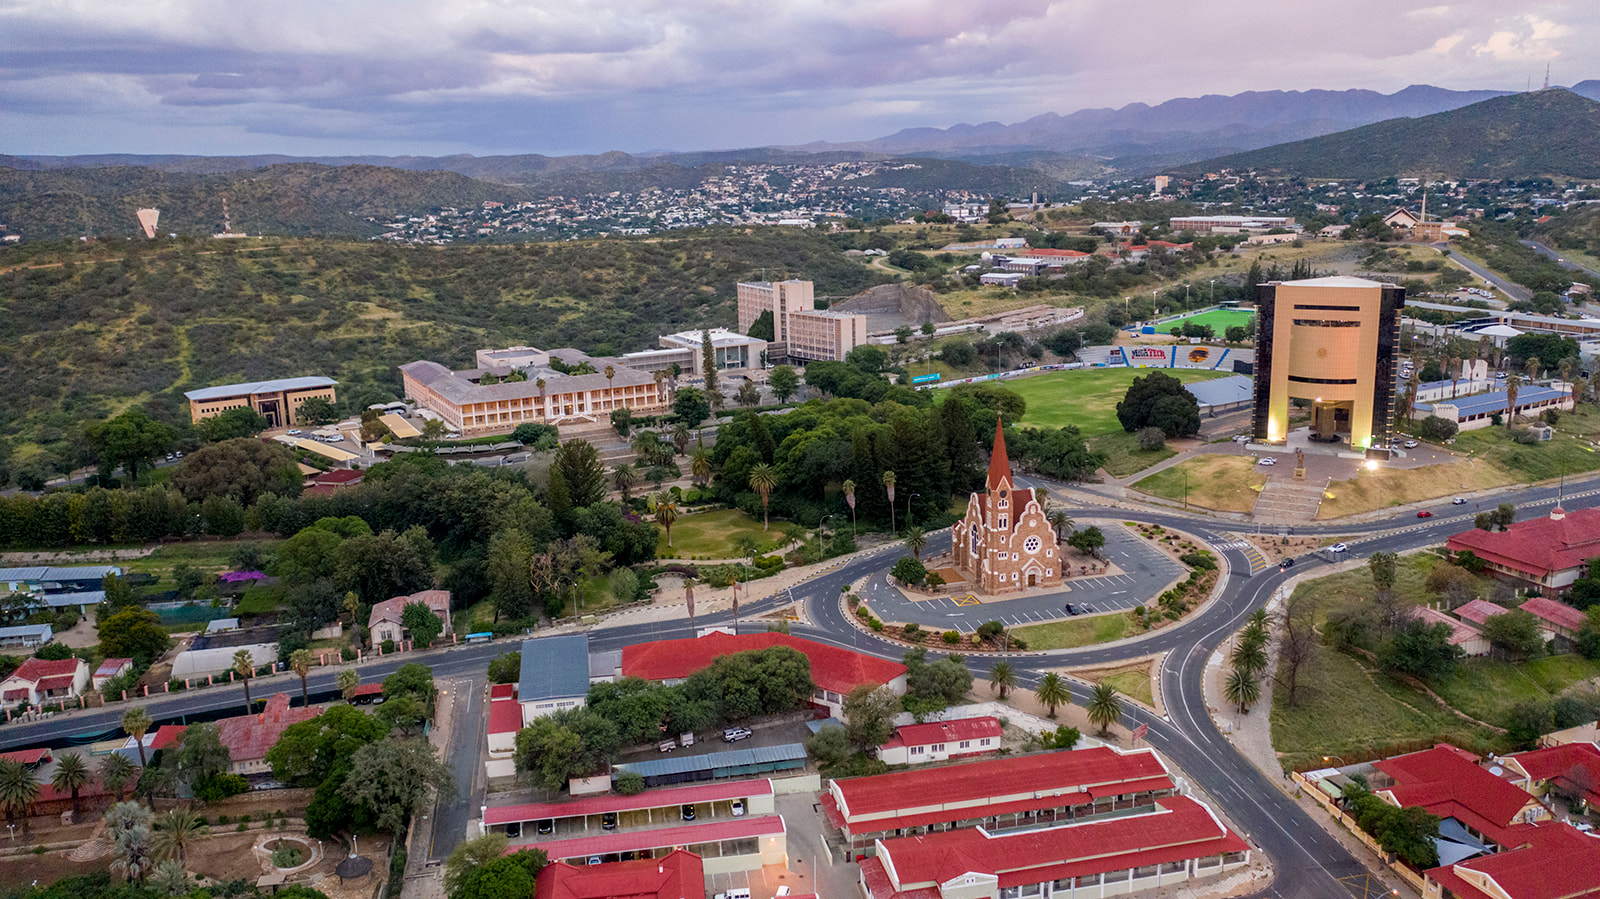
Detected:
left=1291, top=770, right=1427, bottom=893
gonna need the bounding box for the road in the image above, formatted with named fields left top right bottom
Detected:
left=6, top=476, right=1597, bottom=893
left=1521, top=239, right=1600, bottom=281
left=1435, top=243, right=1531, bottom=302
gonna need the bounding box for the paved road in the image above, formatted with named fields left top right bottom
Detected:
left=1435, top=242, right=1531, bottom=302
left=1521, top=239, right=1600, bottom=281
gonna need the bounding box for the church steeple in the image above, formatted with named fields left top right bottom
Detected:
left=986, top=416, right=1013, bottom=492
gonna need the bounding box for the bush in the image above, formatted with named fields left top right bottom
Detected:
left=615, top=771, right=645, bottom=795
left=382, top=639, right=396, bottom=654
left=925, top=573, right=945, bottom=588
left=891, top=557, right=928, bottom=587
left=1135, top=427, right=1166, bottom=451
left=903, top=623, right=920, bottom=637
left=942, top=630, right=961, bottom=644
left=195, top=772, right=250, bottom=802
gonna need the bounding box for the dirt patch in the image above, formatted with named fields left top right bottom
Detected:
left=1066, top=657, right=1162, bottom=713
left=1245, top=534, right=1324, bottom=564
left=0, top=850, right=108, bottom=892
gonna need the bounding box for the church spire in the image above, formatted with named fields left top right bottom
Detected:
left=987, top=416, right=1012, bottom=491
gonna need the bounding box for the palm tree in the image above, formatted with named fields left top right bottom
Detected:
left=1224, top=668, right=1261, bottom=714
left=106, top=801, right=156, bottom=883
left=748, top=463, right=777, bottom=530
left=232, top=649, right=255, bottom=713
left=1035, top=672, right=1069, bottom=719
left=536, top=378, right=547, bottom=420
left=683, top=576, right=698, bottom=632
left=650, top=492, right=680, bottom=547
left=1230, top=640, right=1268, bottom=678
left=1047, top=510, right=1073, bottom=542
left=612, top=462, right=639, bottom=502
left=52, top=751, right=90, bottom=821
left=988, top=661, right=1017, bottom=699
left=153, top=859, right=190, bottom=897
left=337, top=669, right=361, bottom=702
left=1525, top=356, right=1541, bottom=380
left=100, top=754, right=137, bottom=803
left=605, top=364, right=616, bottom=404
left=653, top=370, right=667, bottom=407
left=290, top=649, right=313, bottom=707
left=1087, top=683, right=1122, bottom=736
left=842, top=479, right=857, bottom=537
left=152, top=808, right=206, bottom=864
left=122, top=707, right=153, bottom=769
left=1559, top=357, right=1575, bottom=386
left=672, top=423, right=692, bottom=456
left=1505, top=374, right=1522, bottom=430
left=690, top=448, right=712, bottom=489
left=0, top=760, right=39, bottom=831
left=905, top=527, right=927, bottom=560
left=342, top=590, right=362, bottom=623
left=882, top=470, right=897, bottom=534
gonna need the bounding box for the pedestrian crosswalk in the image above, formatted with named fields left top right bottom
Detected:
left=1216, top=532, right=1271, bottom=573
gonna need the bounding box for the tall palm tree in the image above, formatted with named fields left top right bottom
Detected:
left=842, top=479, right=857, bottom=537
left=612, top=462, right=639, bottom=502
left=1559, top=358, right=1575, bottom=386
left=748, top=463, right=777, bottom=530
left=882, top=470, right=897, bottom=534
left=51, top=751, right=90, bottom=821
left=153, top=859, right=190, bottom=897
left=232, top=649, right=255, bottom=713
left=337, top=669, right=361, bottom=702
left=290, top=649, right=313, bottom=707
left=1525, top=356, right=1541, bottom=380
left=0, top=760, right=39, bottom=831
left=682, top=576, right=698, bottom=632
left=1087, top=683, right=1122, bottom=736
left=905, top=527, right=927, bottom=561
left=100, top=754, right=136, bottom=803
left=342, top=590, right=362, bottom=623
left=152, top=808, right=206, bottom=864
left=1047, top=510, right=1073, bottom=542
left=650, top=492, right=680, bottom=547
left=536, top=378, right=548, bottom=420
left=1035, top=672, right=1069, bottom=719
left=1224, top=668, right=1262, bottom=714
left=106, top=801, right=156, bottom=883
left=1505, top=374, right=1521, bottom=430
left=604, top=365, right=616, bottom=404
left=671, top=423, right=692, bottom=456
left=988, top=661, right=1017, bottom=700
left=122, top=707, right=153, bottom=769
left=1230, top=641, right=1268, bottom=678
left=690, top=449, right=712, bottom=489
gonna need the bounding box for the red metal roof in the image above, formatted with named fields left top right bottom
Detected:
left=369, top=589, right=451, bottom=627
left=831, top=746, right=1170, bottom=827
left=1452, top=599, right=1509, bottom=626
left=7, top=657, right=84, bottom=684
left=488, top=697, right=523, bottom=736
left=620, top=632, right=905, bottom=698
left=310, top=469, right=365, bottom=485
left=859, top=856, right=942, bottom=899
left=485, top=778, right=775, bottom=825
left=150, top=724, right=187, bottom=750
left=512, top=815, right=784, bottom=861
left=1445, top=508, right=1600, bottom=579
left=535, top=848, right=704, bottom=899
left=1505, top=742, right=1600, bottom=806
left=351, top=683, right=384, bottom=697
left=1427, top=823, right=1600, bottom=899
left=0, top=748, right=50, bottom=765
left=35, top=674, right=79, bottom=693
left=1406, top=606, right=1484, bottom=647
left=490, top=683, right=517, bottom=700
left=1374, top=746, right=1539, bottom=843
left=95, top=659, right=133, bottom=678
left=215, top=693, right=318, bottom=763
left=1085, top=777, right=1174, bottom=799
left=870, top=797, right=1246, bottom=892
left=1023, top=248, right=1090, bottom=258
left=882, top=717, right=1003, bottom=750
left=1518, top=597, right=1585, bottom=632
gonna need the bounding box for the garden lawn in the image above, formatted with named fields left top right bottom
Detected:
left=657, top=508, right=789, bottom=560
left=1090, top=431, right=1175, bottom=478
left=1013, top=613, right=1127, bottom=651
left=1098, top=669, right=1155, bottom=707
left=1133, top=455, right=1265, bottom=512
left=117, top=539, right=283, bottom=581
left=1288, top=552, right=1467, bottom=622
left=945, top=368, right=1233, bottom=437
left=1426, top=658, right=1598, bottom=730
left=1450, top=404, right=1600, bottom=482
left=1157, top=309, right=1256, bottom=334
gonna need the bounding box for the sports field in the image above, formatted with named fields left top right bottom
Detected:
left=955, top=368, right=1234, bottom=437
left=1157, top=308, right=1255, bottom=334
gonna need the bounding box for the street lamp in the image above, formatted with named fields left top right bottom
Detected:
left=905, top=493, right=921, bottom=532
left=1323, top=755, right=1345, bottom=766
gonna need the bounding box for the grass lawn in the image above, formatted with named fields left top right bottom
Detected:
left=945, top=368, right=1233, bottom=437
left=1156, top=309, right=1256, bottom=334
left=934, top=287, right=1064, bottom=318
left=1288, top=552, right=1459, bottom=620
left=1013, top=613, right=1127, bottom=651
left=658, top=508, right=789, bottom=560
left=1450, top=404, right=1600, bottom=482
left=1133, top=455, right=1265, bottom=512
left=1428, top=656, right=1600, bottom=729
left=1098, top=669, right=1155, bottom=707
left=1090, top=430, right=1175, bottom=478
left=116, top=539, right=282, bottom=581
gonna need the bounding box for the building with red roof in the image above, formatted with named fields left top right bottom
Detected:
left=93, top=658, right=134, bottom=691
left=0, top=747, right=51, bottom=766
left=825, top=746, right=1176, bottom=856
left=1445, top=506, right=1600, bottom=597
left=1372, top=745, right=1551, bottom=849
left=514, top=815, right=786, bottom=874
left=879, top=716, right=1003, bottom=766
left=488, top=688, right=522, bottom=757
left=1517, top=596, right=1586, bottom=640
left=0, top=657, right=89, bottom=705
left=1405, top=606, right=1489, bottom=656
left=859, top=796, right=1250, bottom=899
left=1452, top=599, right=1509, bottom=628
left=1422, top=818, right=1600, bottom=899
left=534, top=848, right=704, bottom=899
left=620, top=631, right=906, bottom=716
left=216, top=692, right=319, bottom=776
left=1500, top=742, right=1600, bottom=812
left=368, top=589, right=453, bottom=647
left=485, top=779, right=776, bottom=834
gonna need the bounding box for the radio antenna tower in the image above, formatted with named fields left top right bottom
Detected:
left=221, top=197, right=233, bottom=236
left=1543, top=63, right=1550, bottom=90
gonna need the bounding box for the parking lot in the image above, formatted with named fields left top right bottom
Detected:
left=703, top=793, right=855, bottom=899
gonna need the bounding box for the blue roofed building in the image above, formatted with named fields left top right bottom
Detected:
left=1413, top=384, right=1573, bottom=432
left=519, top=634, right=592, bottom=725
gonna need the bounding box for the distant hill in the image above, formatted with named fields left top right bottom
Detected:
left=1172, top=89, right=1600, bottom=180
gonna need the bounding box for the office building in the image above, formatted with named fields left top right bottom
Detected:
left=1168, top=215, right=1297, bottom=234
left=400, top=359, right=666, bottom=437
left=737, top=280, right=868, bottom=362
left=1251, top=276, right=1404, bottom=453
left=184, top=377, right=338, bottom=430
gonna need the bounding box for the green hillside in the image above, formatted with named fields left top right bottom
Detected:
left=0, top=230, right=887, bottom=468
left=1173, top=89, right=1600, bottom=180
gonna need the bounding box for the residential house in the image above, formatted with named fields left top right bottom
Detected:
left=93, top=658, right=134, bottom=691
left=215, top=693, right=319, bottom=776
left=879, top=717, right=1003, bottom=766
left=1498, top=742, right=1600, bottom=812
left=1405, top=607, right=1489, bottom=657
left=0, top=624, right=52, bottom=650
left=0, top=657, right=90, bottom=705
left=534, top=848, right=704, bottom=899
left=1518, top=596, right=1586, bottom=643
left=368, top=590, right=452, bottom=647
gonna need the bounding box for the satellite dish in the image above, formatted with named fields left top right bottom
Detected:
left=1489, top=765, right=1504, bottom=776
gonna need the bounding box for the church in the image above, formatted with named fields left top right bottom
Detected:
left=952, top=420, right=1064, bottom=594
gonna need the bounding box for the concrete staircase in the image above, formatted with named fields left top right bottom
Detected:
left=1251, top=476, right=1330, bottom=523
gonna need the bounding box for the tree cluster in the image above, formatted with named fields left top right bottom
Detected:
left=1115, top=371, right=1201, bottom=438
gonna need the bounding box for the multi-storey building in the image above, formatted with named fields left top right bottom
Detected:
left=400, top=359, right=666, bottom=437
left=737, top=280, right=867, bottom=362
left=184, top=377, right=338, bottom=430
left=1168, top=215, right=1297, bottom=233
left=952, top=421, right=1063, bottom=594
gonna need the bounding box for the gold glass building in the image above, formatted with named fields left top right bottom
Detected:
left=1251, top=276, right=1404, bottom=454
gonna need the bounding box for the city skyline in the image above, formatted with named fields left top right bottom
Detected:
left=1, top=1, right=1596, bottom=157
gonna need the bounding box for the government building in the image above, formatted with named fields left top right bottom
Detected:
left=736, top=279, right=868, bottom=363
left=184, top=376, right=338, bottom=430
left=1250, top=276, right=1404, bottom=454
left=952, top=421, right=1063, bottom=594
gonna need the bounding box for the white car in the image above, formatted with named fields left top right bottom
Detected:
left=1257, top=457, right=1276, bottom=466
left=1452, top=497, right=1467, bottom=505
left=731, top=800, right=746, bottom=817
left=287, top=429, right=302, bottom=436
left=1404, top=440, right=1419, bottom=449
left=1330, top=543, right=1348, bottom=553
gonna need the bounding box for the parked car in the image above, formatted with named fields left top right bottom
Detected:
left=287, top=429, right=302, bottom=436
left=1452, top=497, right=1467, bottom=505
left=1063, top=603, right=1079, bottom=616
left=681, top=804, right=696, bottom=821
left=1404, top=440, right=1419, bottom=449
left=1330, top=543, right=1348, bottom=553
left=731, top=800, right=746, bottom=817
left=1417, top=510, right=1433, bottom=518
left=588, top=857, right=602, bottom=866
left=601, top=813, right=617, bottom=830
left=722, top=727, right=753, bottom=743
left=505, top=822, right=521, bottom=837
left=1279, top=558, right=1295, bottom=570
left=1258, top=457, right=1276, bottom=466
left=536, top=819, right=553, bottom=835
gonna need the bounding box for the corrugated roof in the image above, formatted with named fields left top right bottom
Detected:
left=535, top=848, right=703, bottom=899
left=184, top=376, right=336, bottom=401
left=40, top=590, right=103, bottom=608
left=614, top=743, right=807, bottom=780
left=516, top=815, right=784, bottom=861
left=485, top=778, right=774, bottom=825
left=0, top=567, right=50, bottom=582
left=1446, top=508, right=1600, bottom=579
left=621, top=632, right=905, bottom=697
left=883, top=717, right=1003, bottom=750
left=519, top=634, right=591, bottom=703
left=1520, top=596, right=1586, bottom=631
left=42, top=565, right=121, bottom=581
left=1185, top=375, right=1254, bottom=407
left=1414, top=385, right=1570, bottom=418
left=400, top=359, right=656, bottom=406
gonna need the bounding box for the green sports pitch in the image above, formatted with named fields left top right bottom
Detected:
left=941, top=367, right=1233, bottom=437
left=1155, top=308, right=1256, bottom=333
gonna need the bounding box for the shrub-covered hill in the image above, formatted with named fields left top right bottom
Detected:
left=0, top=230, right=888, bottom=466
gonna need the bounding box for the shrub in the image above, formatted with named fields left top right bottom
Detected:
left=870, top=619, right=885, bottom=631
left=616, top=771, right=646, bottom=795
left=382, top=639, right=396, bottom=654
left=194, top=773, right=250, bottom=802
left=1136, top=427, right=1166, bottom=451
left=925, top=573, right=945, bottom=588
left=942, top=630, right=961, bottom=644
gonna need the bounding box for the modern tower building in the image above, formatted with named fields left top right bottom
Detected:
left=1250, top=276, right=1404, bottom=454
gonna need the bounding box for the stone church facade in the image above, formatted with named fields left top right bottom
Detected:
left=952, top=421, right=1063, bottom=594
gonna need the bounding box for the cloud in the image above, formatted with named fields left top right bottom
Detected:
left=1472, top=15, right=1572, bottom=61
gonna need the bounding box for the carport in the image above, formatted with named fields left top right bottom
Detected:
left=615, top=743, right=808, bottom=787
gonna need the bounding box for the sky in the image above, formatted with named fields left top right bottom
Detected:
left=1, top=0, right=1595, bottom=158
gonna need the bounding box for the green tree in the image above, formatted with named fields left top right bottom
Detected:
left=105, top=801, right=156, bottom=883
left=1224, top=668, right=1261, bottom=713
left=444, top=833, right=510, bottom=898
left=1087, top=683, right=1122, bottom=735
left=737, top=379, right=761, bottom=408
left=674, top=387, right=710, bottom=426
left=232, top=648, right=256, bottom=713
left=1482, top=609, right=1545, bottom=658
left=1035, top=672, right=1069, bottom=718
left=265, top=704, right=387, bottom=787
left=905, top=526, right=926, bottom=559
left=337, top=669, right=361, bottom=702
left=649, top=491, right=679, bottom=548
left=511, top=422, right=560, bottom=452
left=1368, top=551, right=1399, bottom=593
left=610, top=407, right=633, bottom=438
left=1115, top=371, right=1200, bottom=437
left=1068, top=526, right=1106, bottom=558
left=339, top=737, right=456, bottom=838
left=748, top=310, right=776, bottom=342
left=89, top=408, right=175, bottom=482
left=383, top=663, right=435, bottom=704
left=988, top=661, right=1017, bottom=700
left=453, top=850, right=548, bottom=899
left=173, top=723, right=230, bottom=789
left=0, top=760, right=39, bottom=831
left=100, top=753, right=137, bottom=803
left=882, top=470, right=897, bottom=533
left=1230, top=640, right=1268, bottom=678
left=121, top=707, right=153, bottom=768
left=198, top=406, right=270, bottom=442
left=334, top=527, right=435, bottom=604
left=611, top=461, right=639, bottom=502
left=170, top=437, right=300, bottom=506
left=890, top=556, right=927, bottom=586
left=769, top=365, right=800, bottom=404
left=51, top=751, right=90, bottom=821
left=152, top=808, right=206, bottom=864
left=1379, top=619, right=1460, bottom=680
left=401, top=601, right=444, bottom=649
left=296, top=396, right=338, bottom=426
left=701, top=330, right=719, bottom=398
left=290, top=648, right=314, bottom=708
left=486, top=652, right=522, bottom=686
left=804, top=725, right=852, bottom=769
left=748, top=463, right=777, bottom=530
left=98, top=607, right=170, bottom=668
left=553, top=439, right=608, bottom=508
left=842, top=685, right=901, bottom=751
